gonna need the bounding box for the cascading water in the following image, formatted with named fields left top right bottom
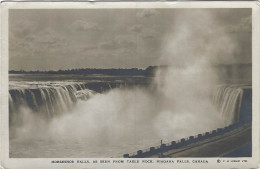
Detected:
left=9, top=79, right=249, bottom=126
left=9, top=82, right=96, bottom=124
left=8, top=75, right=250, bottom=158
left=213, top=84, right=251, bottom=125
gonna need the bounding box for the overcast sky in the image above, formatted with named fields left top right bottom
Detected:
left=9, top=8, right=251, bottom=71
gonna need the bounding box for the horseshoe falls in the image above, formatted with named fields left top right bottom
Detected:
left=9, top=82, right=251, bottom=126
left=8, top=74, right=252, bottom=158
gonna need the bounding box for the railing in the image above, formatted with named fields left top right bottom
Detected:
left=123, top=121, right=251, bottom=158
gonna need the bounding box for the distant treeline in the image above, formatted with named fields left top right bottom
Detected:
left=9, top=66, right=167, bottom=76
left=10, top=63, right=250, bottom=77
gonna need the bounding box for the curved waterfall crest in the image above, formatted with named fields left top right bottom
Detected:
left=9, top=82, right=96, bottom=121
left=9, top=81, right=250, bottom=128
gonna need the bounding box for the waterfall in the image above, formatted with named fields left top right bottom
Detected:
left=9, top=83, right=96, bottom=123
left=8, top=80, right=135, bottom=123
left=75, top=89, right=96, bottom=100
left=213, top=85, right=249, bottom=125
left=10, top=80, right=250, bottom=128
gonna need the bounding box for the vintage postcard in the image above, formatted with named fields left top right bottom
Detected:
left=0, top=1, right=259, bottom=169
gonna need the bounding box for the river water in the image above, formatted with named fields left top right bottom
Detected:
left=9, top=74, right=248, bottom=158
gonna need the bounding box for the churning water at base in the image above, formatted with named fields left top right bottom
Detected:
left=8, top=74, right=248, bottom=158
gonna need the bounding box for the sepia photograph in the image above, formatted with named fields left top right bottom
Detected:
left=1, top=1, right=259, bottom=169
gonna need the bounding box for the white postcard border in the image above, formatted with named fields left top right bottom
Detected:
left=1, top=1, right=259, bottom=169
